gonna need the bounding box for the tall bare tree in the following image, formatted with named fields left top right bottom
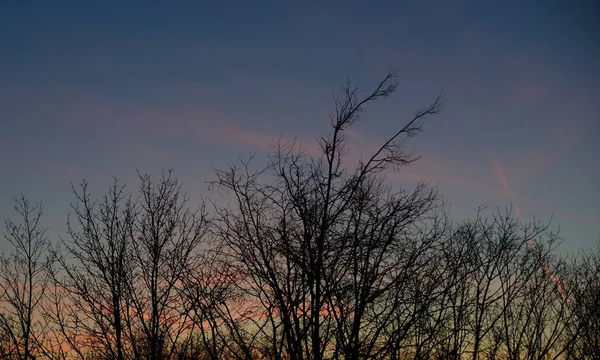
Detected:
left=0, top=196, right=50, bottom=360
left=127, top=170, right=209, bottom=360
left=44, top=171, right=209, bottom=360
left=46, top=179, right=134, bottom=360
left=210, top=69, right=445, bottom=360
left=3, top=69, right=597, bottom=360
left=563, top=240, right=600, bottom=359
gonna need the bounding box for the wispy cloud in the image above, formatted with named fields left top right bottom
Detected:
left=1, top=85, right=320, bottom=152
left=494, top=125, right=576, bottom=184
left=512, top=83, right=548, bottom=101
left=329, top=127, right=504, bottom=195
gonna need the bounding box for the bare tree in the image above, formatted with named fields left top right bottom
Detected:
left=44, top=171, right=209, bottom=360
left=127, top=170, right=209, bottom=360
left=493, top=232, right=574, bottom=360
left=423, top=209, right=576, bottom=360
left=0, top=196, right=50, bottom=360
left=179, top=242, right=255, bottom=360
left=45, top=179, right=134, bottom=360
left=563, top=240, right=600, bottom=359
left=3, top=70, right=597, bottom=360
left=210, top=69, right=445, bottom=359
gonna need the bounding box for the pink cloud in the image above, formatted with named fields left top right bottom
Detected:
left=502, top=54, right=545, bottom=79
left=501, top=54, right=553, bottom=102
left=1, top=85, right=325, bottom=155
left=512, top=83, right=547, bottom=100
left=26, top=88, right=318, bottom=152
left=2, top=85, right=537, bottom=200
left=330, top=128, right=503, bottom=195
left=498, top=126, right=575, bottom=181
left=343, top=127, right=365, bottom=143
left=40, top=161, right=116, bottom=185
left=392, top=155, right=503, bottom=194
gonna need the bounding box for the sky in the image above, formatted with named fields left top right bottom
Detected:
left=1, top=1, right=598, bottom=252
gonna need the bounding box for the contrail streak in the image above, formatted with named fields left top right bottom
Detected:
left=491, top=158, right=565, bottom=298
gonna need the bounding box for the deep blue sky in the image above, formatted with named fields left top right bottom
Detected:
left=1, top=1, right=599, bottom=250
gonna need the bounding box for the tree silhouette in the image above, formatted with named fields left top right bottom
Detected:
left=0, top=196, right=50, bottom=360
left=0, top=70, right=595, bottom=360
left=46, top=179, right=134, bottom=360
left=210, top=69, right=446, bottom=359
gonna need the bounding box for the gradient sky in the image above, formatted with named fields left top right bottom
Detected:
left=1, top=1, right=598, bottom=252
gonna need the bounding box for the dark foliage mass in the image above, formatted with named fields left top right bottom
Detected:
left=1, top=71, right=598, bottom=360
